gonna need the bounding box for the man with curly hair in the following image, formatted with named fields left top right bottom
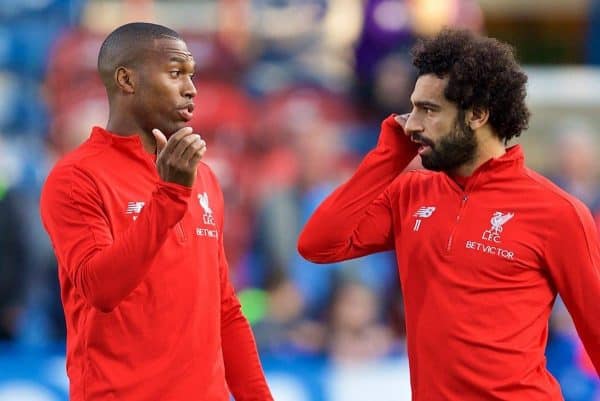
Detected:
left=298, top=28, right=599, bottom=400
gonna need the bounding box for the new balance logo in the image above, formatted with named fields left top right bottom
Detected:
left=414, top=206, right=436, bottom=218
left=125, top=201, right=145, bottom=221
left=413, top=206, right=436, bottom=231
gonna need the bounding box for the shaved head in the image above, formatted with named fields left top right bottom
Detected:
left=97, top=22, right=181, bottom=93
left=97, top=22, right=196, bottom=138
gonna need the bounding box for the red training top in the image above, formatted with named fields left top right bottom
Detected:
left=40, top=127, right=273, bottom=401
left=298, top=115, right=600, bottom=401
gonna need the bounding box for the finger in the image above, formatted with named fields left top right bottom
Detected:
left=188, top=144, right=207, bottom=168
left=162, top=127, right=194, bottom=156
left=394, top=113, right=410, bottom=128
left=172, top=133, right=202, bottom=160
left=152, top=129, right=168, bottom=156
left=181, top=137, right=206, bottom=163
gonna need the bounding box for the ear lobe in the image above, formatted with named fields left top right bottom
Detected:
left=115, top=67, right=135, bottom=94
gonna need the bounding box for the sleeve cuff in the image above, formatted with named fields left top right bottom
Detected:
left=157, top=180, right=193, bottom=198
left=378, top=114, right=418, bottom=152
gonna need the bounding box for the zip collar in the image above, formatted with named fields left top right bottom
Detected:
left=89, top=126, right=156, bottom=165
left=445, top=145, right=525, bottom=193
left=90, top=126, right=145, bottom=149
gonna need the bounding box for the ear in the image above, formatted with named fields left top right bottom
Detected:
left=114, top=66, right=136, bottom=94
left=466, top=107, right=489, bottom=130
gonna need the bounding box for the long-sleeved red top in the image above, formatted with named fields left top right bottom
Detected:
left=40, top=127, right=273, bottom=401
left=298, top=115, right=600, bottom=401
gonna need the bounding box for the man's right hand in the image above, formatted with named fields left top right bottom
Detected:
left=394, top=113, right=411, bottom=136
left=152, top=127, right=207, bottom=187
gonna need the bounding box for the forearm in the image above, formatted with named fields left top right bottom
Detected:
left=547, top=202, right=600, bottom=373
left=73, top=182, right=190, bottom=312
left=297, top=115, right=417, bottom=262
left=222, top=308, right=273, bottom=400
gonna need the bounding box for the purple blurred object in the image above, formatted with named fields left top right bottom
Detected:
left=354, top=0, right=415, bottom=82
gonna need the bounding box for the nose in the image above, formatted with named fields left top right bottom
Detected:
left=183, top=76, right=197, bottom=99
left=404, top=111, right=422, bottom=136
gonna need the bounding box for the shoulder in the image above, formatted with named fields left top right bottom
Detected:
left=47, top=139, right=107, bottom=182
left=382, top=169, right=444, bottom=210
left=197, top=161, right=225, bottom=201
left=42, top=143, right=105, bottom=204
left=198, top=161, right=221, bottom=188
left=522, top=169, right=600, bottom=263
left=388, top=168, right=442, bottom=192
left=521, top=168, right=595, bottom=239
left=522, top=168, right=591, bottom=215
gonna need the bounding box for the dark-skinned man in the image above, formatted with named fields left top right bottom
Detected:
left=40, top=22, right=273, bottom=401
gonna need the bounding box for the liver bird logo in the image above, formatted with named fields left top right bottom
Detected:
left=490, top=212, right=514, bottom=234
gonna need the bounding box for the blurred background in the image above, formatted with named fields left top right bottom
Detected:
left=0, top=0, right=599, bottom=400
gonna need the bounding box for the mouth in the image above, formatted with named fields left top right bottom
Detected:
left=416, top=143, right=432, bottom=155
left=411, top=134, right=434, bottom=155
left=177, top=103, right=195, bottom=122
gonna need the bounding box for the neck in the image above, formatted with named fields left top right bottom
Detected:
left=451, top=130, right=506, bottom=177
left=106, top=111, right=156, bottom=154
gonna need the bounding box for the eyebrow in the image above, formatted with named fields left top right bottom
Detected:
left=168, top=55, right=193, bottom=63
left=412, top=100, right=441, bottom=110
left=167, top=54, right=196, bottom=71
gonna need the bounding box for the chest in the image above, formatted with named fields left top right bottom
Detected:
left=396, top=189, right=548, bottom=284
left=96, top=164, right=223, bottom=252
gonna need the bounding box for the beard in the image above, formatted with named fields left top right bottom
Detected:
left=417, top=110, right=477, bottom=172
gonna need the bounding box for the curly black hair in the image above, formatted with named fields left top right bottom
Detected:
left=411, top=28, right=530, bottom=143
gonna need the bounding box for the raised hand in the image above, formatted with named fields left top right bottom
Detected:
left=152, top=127, right=207, bottom=187
left=394, top=113, right=411, bottom=136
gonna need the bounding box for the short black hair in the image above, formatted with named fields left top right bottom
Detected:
left=411, top=28, right=530, bottom=143
left=97, top=22, right=181, bottom=91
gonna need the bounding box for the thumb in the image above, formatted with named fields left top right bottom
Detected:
left=152, top=129, right=167, bottom=156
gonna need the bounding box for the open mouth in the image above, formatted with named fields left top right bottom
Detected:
left=417, top=143, right=431, bottom=155
left=411, top=134, right=434, bottom=155
left=177, top=104, right=195, bottom=121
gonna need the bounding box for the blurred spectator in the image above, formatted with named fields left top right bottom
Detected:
left=354, top=0, right=413, bottom=87
left=0, top=189, right=27, bottom=340
left=48, top=96, right=108, bottom=156
left=245, top=0, right=356, bottom=95
left=250, top=87, right=398, bottom=321
left=43, top=28, right=105, bottom=115
left=0, top=134, right=52, bottom=342
left=548, top=298, right=600, bottom=401
left=370, top=52, right=415, bottom=116
left=548, top=120, right=600, bottom=212
left=183, top=32, right=249, bottom=82
left=0, top=90, right=108, bottom=345
left=353, top=0, right=414, bottom=119
left=252, top=271, right=326, bottom=357
left=326, top=280, right=397, bottom=364
left=353, top=0, right=484, bottom=120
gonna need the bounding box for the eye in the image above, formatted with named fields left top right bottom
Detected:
left=169, top=70, right=181, bottom=78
